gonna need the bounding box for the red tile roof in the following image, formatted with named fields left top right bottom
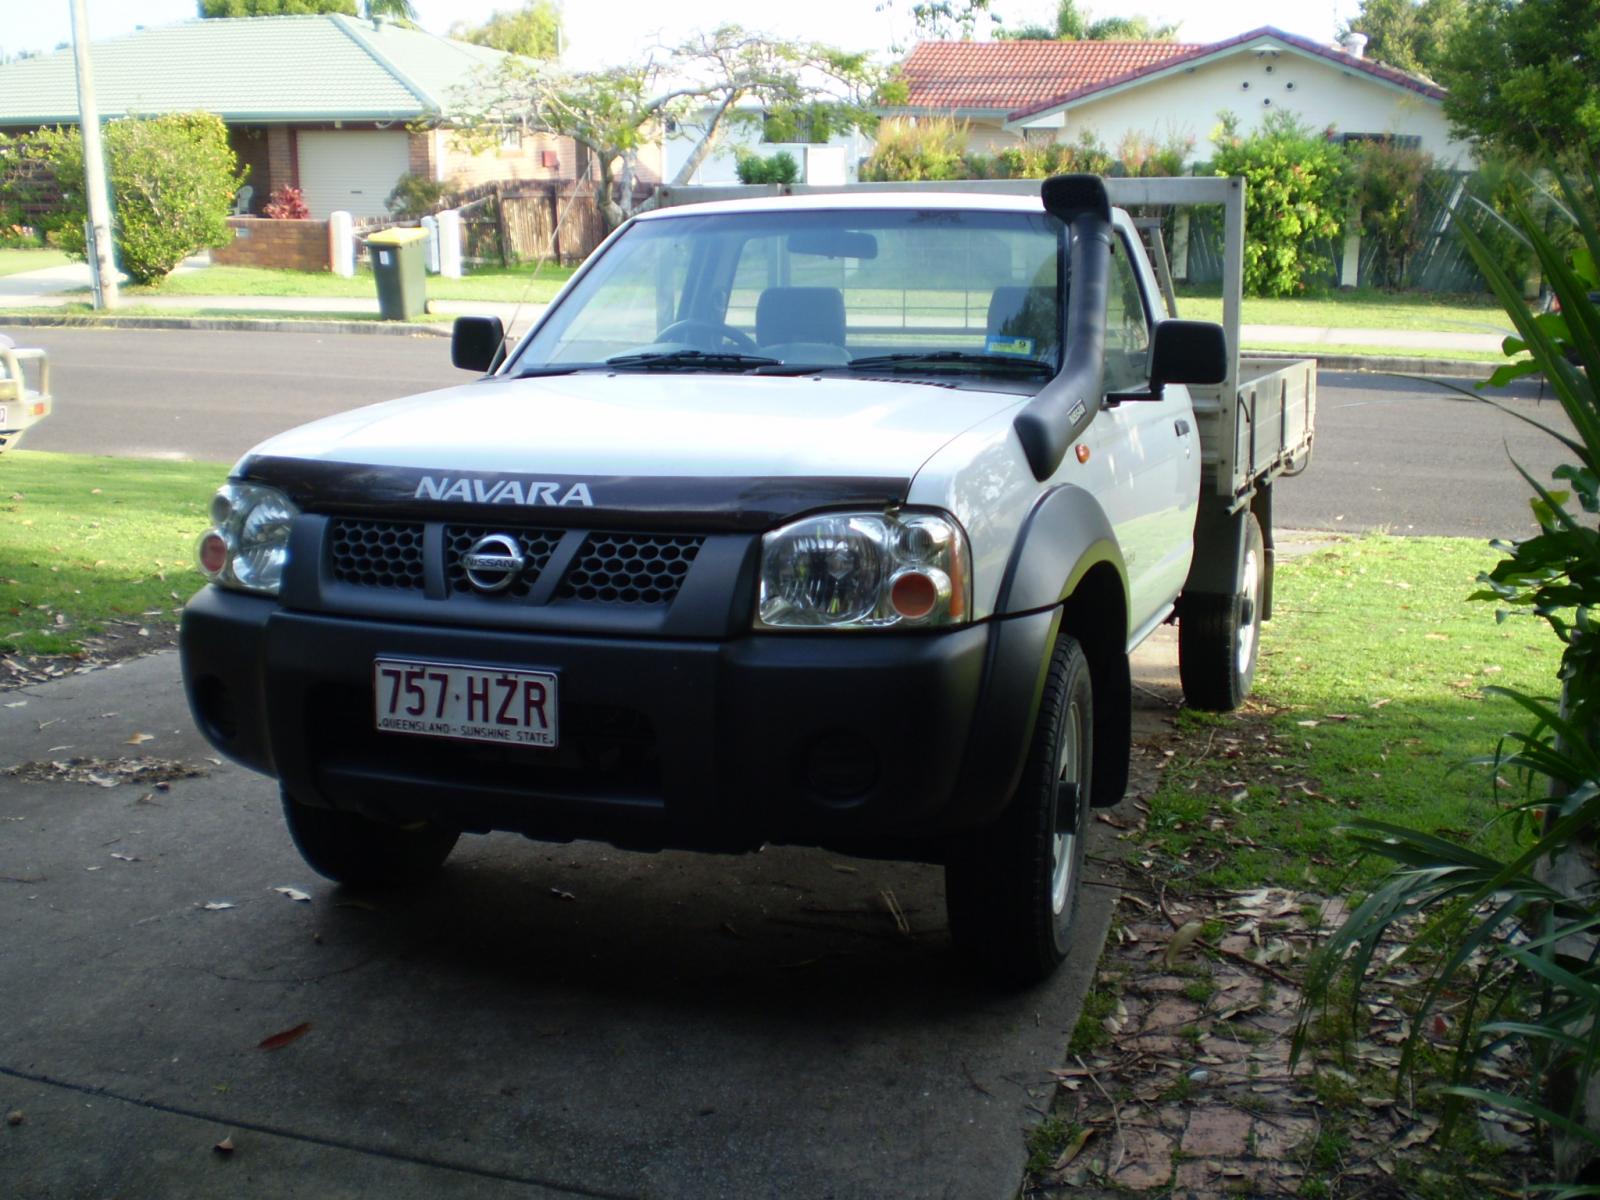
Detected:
left=898, top=39, right=1202, bottom=112
left=1007, top=26, right=1445, bottom=119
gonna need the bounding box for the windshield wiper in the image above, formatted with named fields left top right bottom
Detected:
left=843, top=351, right=1057, bottom=376
left=605, top=349, right=780, bottom=371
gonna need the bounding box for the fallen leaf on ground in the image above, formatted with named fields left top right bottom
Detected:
left=6, top=1110, right=22, bottom=1126
left=109, top=852, right=139, bottom=862
left=548, top=887, right=576, bottom=901
left=273, top=886, right=311, bottom=903
left=213, top=1136, right=235, bottom=1154
left=124, top=732, right=154, bottom=745
left=1053, top=1126, right=1095, bottom=1170
left=201, top=901, right=236, bottom=911
left=1165, top=920, right=1205, bottom=965
left=257, top=1022, right=311, bottom=1051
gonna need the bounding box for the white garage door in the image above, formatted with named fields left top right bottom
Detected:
left=297, top=130, right=412, bottom=220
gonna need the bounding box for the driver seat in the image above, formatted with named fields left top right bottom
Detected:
left=755, top=287, right=847, bottom=350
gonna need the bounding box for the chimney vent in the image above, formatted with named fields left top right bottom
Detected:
left=1340, top=31, right=1369, bottom=58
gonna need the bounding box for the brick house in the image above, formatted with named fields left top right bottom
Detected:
left=0, top=13, right=584, bottom=220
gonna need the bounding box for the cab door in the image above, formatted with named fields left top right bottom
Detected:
left=1086, top=224, right=1199, bottom=633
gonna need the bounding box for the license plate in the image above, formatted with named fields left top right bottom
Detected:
left=373, top=658, right=558, bottom=747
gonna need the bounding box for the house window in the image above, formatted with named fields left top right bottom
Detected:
left=499, top=125, right=523, bottom=151
left=1337, top=133, right=1422, bottom=149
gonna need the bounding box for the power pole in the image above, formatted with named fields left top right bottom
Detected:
left=69, top=0, right=118, bottom=308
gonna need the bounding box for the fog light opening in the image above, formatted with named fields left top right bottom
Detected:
left=194, top=675, right=238, bottom=742
left=804, top=732, right=880, bottom=803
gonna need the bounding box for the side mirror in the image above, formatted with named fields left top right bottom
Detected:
left=451, top=315, right=506, bottom=373
left=1150, top=319, right=1227, bottom=388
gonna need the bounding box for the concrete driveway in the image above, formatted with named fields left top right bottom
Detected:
left=1, top=651, right=1115, bottom=1199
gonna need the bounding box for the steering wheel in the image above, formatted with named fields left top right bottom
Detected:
left=656, top=319, right=758, bottom=353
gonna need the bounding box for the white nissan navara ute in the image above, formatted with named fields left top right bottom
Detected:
left=181, top=175, right=1312, bottom=985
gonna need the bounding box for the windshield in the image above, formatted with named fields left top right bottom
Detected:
left=511, top=207, right=1066, bottom=378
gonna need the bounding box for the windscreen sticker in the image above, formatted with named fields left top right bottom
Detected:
left=1068, top=401, right=1087, bottom=426
left=985, top=335, right=1036, bottom=358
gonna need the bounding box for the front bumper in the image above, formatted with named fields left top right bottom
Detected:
left=181, top=587, right=1056, bottom=856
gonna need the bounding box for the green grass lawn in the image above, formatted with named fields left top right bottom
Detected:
left=1148, top=535, right=1560, bottom=892
left=124, top=261, right=575, bottom=304
left=0, top=451, right=219, bottom=655
left=0, top=303, right=452, bottom=324
left=0, top=247, right=73, bottom=277
left=1176, top=288, right=1512, bottom=333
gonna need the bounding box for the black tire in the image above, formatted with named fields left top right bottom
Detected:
left=281, top=789, right=459, bottom=887
left=946, top=633, right=1093, bottom=988
left=1179, top=512, right=1265, bottom=712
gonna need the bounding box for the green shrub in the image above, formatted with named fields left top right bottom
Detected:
left=1348, top=140, right=1434, bottom=288
left=35, top=112, right=241, bottom=285
left=734, top=150, right=800, bottom=185
left=386, top=172, right=451, bottom=219
left=859, top=117, right=970, bottom=182
left=1211, top=111, right=1350, bottom=296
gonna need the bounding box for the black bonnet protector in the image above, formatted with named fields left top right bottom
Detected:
left=1013, top=174, right=1113, bottom=481
left=237, top=455, right=910, bottom=533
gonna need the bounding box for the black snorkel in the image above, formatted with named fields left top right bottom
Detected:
left=1013, top=174, right=1113, bottom=481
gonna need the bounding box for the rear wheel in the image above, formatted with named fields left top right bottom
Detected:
left=946, top=633, right=1093, bottom=988
left=281, top=789, right=459, bottom=887
left=1179, top=512, right=1265, bottom=712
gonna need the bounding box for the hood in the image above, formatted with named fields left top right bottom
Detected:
left=239, top=372, right=1028, bottom=530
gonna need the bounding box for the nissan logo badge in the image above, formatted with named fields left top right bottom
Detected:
left=461, top=533, right=525, bottom=593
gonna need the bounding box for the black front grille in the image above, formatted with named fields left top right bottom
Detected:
left=323, top=519, right=709, bottom=611
left=329, top=519, right=425, bottom=590
left=556, top=533, right=703, bottom=605
left=445, top=526, right=561, bottom=597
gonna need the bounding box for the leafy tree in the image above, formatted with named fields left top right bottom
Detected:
left=450, top=25, right=901, bottom=229
left=199, top=1, right=355, bottom=14
left=37, top=112, right=242, bottom=284
left=877, top=0, right=1001, bottom=43
left=1434, top=0, right=1600, bottom=163
left=1211, top=110, right=1350, bottom=296
left=999, top=0, right=1180, bottom=41
left=198, top=0, right=415, bottom=16
left=1343, top=0, right=1464, bottom=77
left=448, top=2, right=561, bottom=58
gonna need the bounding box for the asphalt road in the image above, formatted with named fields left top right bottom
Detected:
left=5, top=324, right=1574, bottom=541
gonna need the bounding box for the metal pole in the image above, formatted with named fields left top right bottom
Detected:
left=69, top=0, right=118, bottom=308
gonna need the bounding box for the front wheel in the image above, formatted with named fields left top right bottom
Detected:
left=1179, top=511, right=1265, bottom=712
left=946, top=633, right=1093, bottom=988
left=281, top=789, right=459, bottom=887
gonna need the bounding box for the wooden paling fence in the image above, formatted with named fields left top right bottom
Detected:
left=456, top=182, right=637, bottom=266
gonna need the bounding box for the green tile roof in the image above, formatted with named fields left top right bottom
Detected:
left=0, top=14, right=507, bottom=126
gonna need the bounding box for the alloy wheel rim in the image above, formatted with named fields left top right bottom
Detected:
left=1236, top=547, right=1260, bottom=676
left=1051, top=696, right=1084, bottom=917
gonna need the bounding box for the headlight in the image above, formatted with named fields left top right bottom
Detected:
left=757, top=509, right=971, bottom=630
left=196, top=482, right=299, bottom=595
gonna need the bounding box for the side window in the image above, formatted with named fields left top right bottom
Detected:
left=1104, top=236, right=1151, bottom=393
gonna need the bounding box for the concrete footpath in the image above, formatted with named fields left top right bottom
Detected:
left=0, top=649, right=1117, bottom=1200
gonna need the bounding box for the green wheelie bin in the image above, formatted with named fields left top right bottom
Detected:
left=368, top=226, right=429, bottom=320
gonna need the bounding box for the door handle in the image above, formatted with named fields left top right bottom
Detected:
left=1174, top=418, right=1192, bottom=437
